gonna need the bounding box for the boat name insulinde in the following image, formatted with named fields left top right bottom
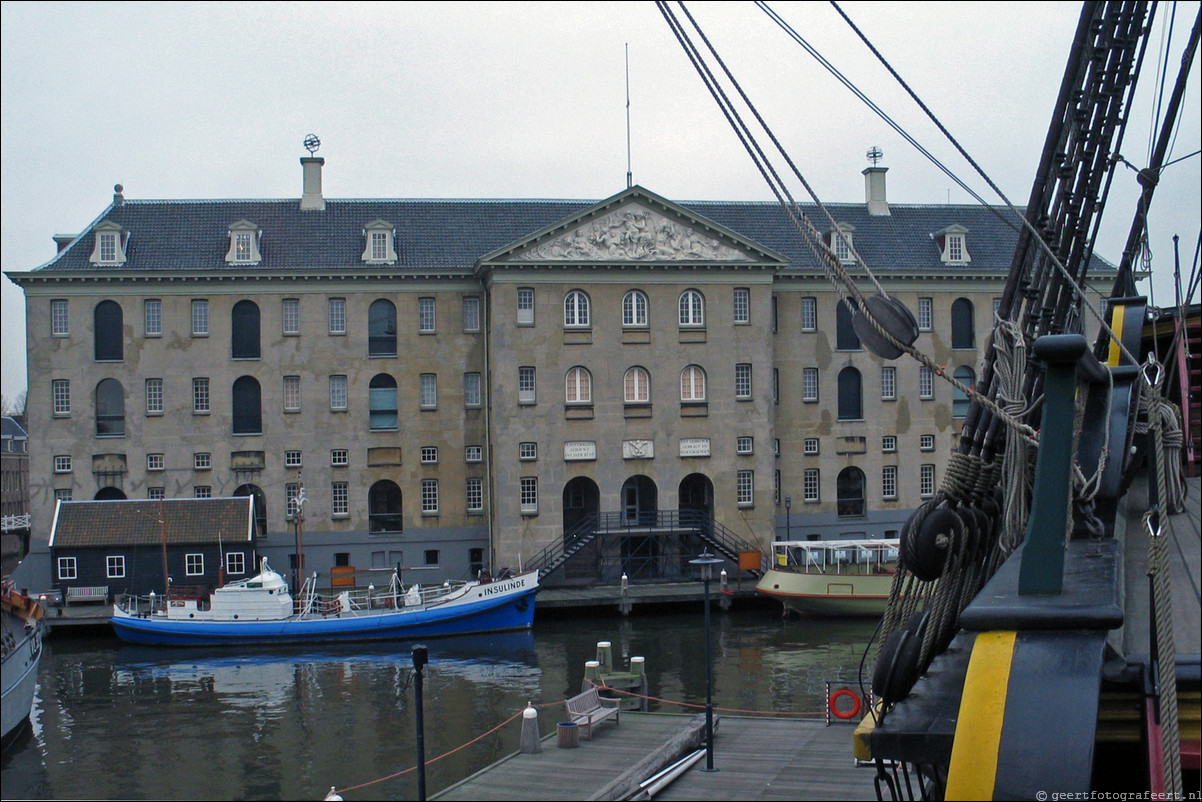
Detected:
left=478, top=578, right=526, bottom=597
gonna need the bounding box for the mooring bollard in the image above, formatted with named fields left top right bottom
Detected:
left=596, top=641, right=613, bottom=673
left=583, top=660, right=601, bottom=692
left=519, top=703, right=541, bottom=754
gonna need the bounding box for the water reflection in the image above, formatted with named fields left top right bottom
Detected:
left=3, top=609, right=876, bottom=800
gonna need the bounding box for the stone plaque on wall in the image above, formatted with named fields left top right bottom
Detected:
left=622, top=439, right=654, bottom=459
left=564, top=441, right=597, bottom=461
left=679, top=438, right=711, bottom=457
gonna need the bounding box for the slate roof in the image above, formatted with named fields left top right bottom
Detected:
left=50, top=497, right=254, bottom=548
left=28, top=186, right=1107, bottom=277
left=1, top=416, right=27, bottom=440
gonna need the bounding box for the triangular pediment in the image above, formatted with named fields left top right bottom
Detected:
left=479, top=186, right=785, bottom=268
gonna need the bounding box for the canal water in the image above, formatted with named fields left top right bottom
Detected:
left=1, top=606, right=878, bottom=800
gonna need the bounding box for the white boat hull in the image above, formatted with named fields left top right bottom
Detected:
left=2, top=602, right=43, bottom=746
left=755, top=567, right=896, bottom=617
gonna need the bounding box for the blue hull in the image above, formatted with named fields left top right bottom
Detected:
left=111, top=589, right=537, bottom=647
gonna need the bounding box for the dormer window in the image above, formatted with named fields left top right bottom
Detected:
left=225, top=220, right=262, bottom=264
left=828, top=224, right=856, bottom=264
left=88, top=221, right=127, bottom=265
left=935, top=225, right=971, bottom=265
left=362, top=220, right=397, bottom=265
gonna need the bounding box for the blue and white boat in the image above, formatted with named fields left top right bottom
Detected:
left=110, top=559, right=538, bottom=647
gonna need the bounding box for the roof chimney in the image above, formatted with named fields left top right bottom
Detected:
left=53, top=234, right=77, bottom=253
left=863, top=166, right=889, bottom=216
left=300, top=157, right=325, bottom=211
left=113, top=184, right=125, bottom=206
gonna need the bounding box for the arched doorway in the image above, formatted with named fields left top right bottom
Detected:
left=563, top=477, right=599, bottom=534
left=94, top=487, right=126, bottom=500
left=620, top=475, right=657, bottom=526
left=368, top=480, right=403, bottom=533
left=678, top=473, right=714, bottom=523
left=234, top=484, right=267, bottom=537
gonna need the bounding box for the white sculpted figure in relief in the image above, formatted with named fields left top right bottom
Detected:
left=514, top=206, right=749, bottom=262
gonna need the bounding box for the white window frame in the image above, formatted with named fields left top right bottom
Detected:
left=54, top=455, right=72, bottom=473
left=733, top=287, right=750, bottom=324
left=623, top=290, right=648, bottom=327
left=331, top=482, right=349, bottom=516
left=519, top=442, right=538, bottom=461
left=920, top=464, right=936, bottom=498
left=192, top=300, right=209, bottom=336
left=185, top=553, right=205, bottom=576
left=737, top=470, right=754, bottom=506
left=419, top=373, right=437, bottom=409
left=57, top=556, right=77, bottom=580
left=565, top=367, right=591, bottom=404
left=882, top=466, right=898, bottom=500
left=226, top=552, right=246, bottom=575
left=920, top=434, right=936, bottom=452
left=418, top=297, right=436, bottom=333
left=564, top=290, right=590, bottom=328
left=192, top=377, right=210, bottom=414
left=194, top=452, right=212, bottom=470
left=800, top=297, right=817, bottom=332
left=420, top=446, right=438, bottom=464
left=51, top=299, right=69, bottom=336
left=919, top=366, right=934, bottom=399
left=735, top=363, right=753, bottom=400
left=283, top=375, right=301, bottom=412
left=917, top=298, right=933, bottom=331
left=624, top=367, right=650, bottom=404
left=678, top=289, right=705, bottom=327
left=421, top=478, right=439, bottom=514
left=803, top=438, right=819, bottom=455
left=148, top=487, right=165, bottom=500
left=520, top=476, right=538, bottom=514
left=331, top=448, right=349, bottom=467
left=144, top=299, right=162, bottom=337
left=464, top=372, right=482, bottom=408
left=516, top=288, right=534, bottom=325
left=680, top=365, right=706, bottom=402
left=881, top=367, right=896, bottom=401
left=282, top=298, right=300, bottom=335
left=802, top=368, right=819, bottom=403
left=466, top=478, right=484, bottom=512
left=518, top=366, right=536, bottom=404
left=803, top=468, right=820, bottom=503
left=107, top=555, right=126, bottom=579
left=465, top=445, right=483, bottom=463
left=285, top=449, right=302, bottom=468
left=193, top=486, right=210, bottom=499
left=329, top=375, right=348, bottom=411
left=52, top=379, right=70, bottom=415
left=736, top=436, right=754, bottom=455
left=462, top=296, right=481, bottom=332
left=147, top=453, right=165, bottom=471
left=328, top=298, right=347, bottom=335
left=882, top=436, right=897, bottom=453
left=146, top=378, right=164, bottom=415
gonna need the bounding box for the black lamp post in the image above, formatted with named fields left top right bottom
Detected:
left=784, top=495, right=792, bottom=541
left=690, top=551, right=724, bottom=772
left=413, top=644, right=428, bottom=801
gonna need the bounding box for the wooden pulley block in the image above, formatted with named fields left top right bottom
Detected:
left=852, top=294, right=919, bottom=359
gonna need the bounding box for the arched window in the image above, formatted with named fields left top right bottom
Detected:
left=837, top=466, right=866, bottom=517
left=95, top=378, right=125, bottom=437
left=232, top=376, right=262, bottom=434
left=837, top=367, right=863, bottom=420
left=624, top=367, right=650, bottom=403
left=94, top=301, right=124, bottom=362
left=95, top=487, right=127, bottom=500
left=368, top=480, right=403, bottom=533
left=680, top=365, right=706, bottom=401
left=623, top=290, right=648, bottom=327
left=951, top=298, right=975, bottom=349
left=234, top=484, right=268, bottom=537
left=679, top=290, right=705, bottom=326
left=231, top=300, right=261, bottom=359
left=369, top=299, right=397, bottom=356
left=836, top=298, right=861, bottom=350
left=565, top=367, right=592, bottom=403
left=953, top=366, right=976, bottom=419
left=564, top=290, right=590, bottom=328
left=368, top=373, right=398, bottom=430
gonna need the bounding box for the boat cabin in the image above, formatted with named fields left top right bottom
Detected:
left=772, top=539, right=900, bottom=574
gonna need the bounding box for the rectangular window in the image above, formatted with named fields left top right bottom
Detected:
left=735, top=363, right=753, bottom=400
left=881, top=367, right=896, bottom=401
left=802, top=368, right=819, bottom=402
left=466, top=478, right=484, bottom=512
left=145, top=378, right=164, bottom=415
left=144, top=299, right=162, bottom=337
left=282, top=299, right=300, bottom=335
left=418, top=297, right=436, bottom=333
left=57, top=556, right=77, bottom=580
left=421, top=478, right=439, bottom=514
left=919, top=366, right=934, bottom=399
left=518, top=366, right=536, bottom=404
left=286, top=482, right=299, bottom=519
left=516, top=288, right=534, bottom=325
left=51, top=299, right=69, bottom=336
left=803, top=438, right=819, bottom=455
left=234, top=232, right=254, bottom=262
left=50, top=455, right=72, bottom=475
left=736, top=436, right=754, bottom=455
left=520, top=476, right=538, bottom=513
left=191, top=300, right=209, bottom=336
left=420, top=446, right=438, bottom=464
left=331, top=448, right=349, bottom=466
left=328, top=298, right=347, bottom=334
left=285, top=449, right=302, bottom=468
left=147, top=453, right=165, bottom=471
left=52, top=379, right=70, bottom=415
left=371, top=231, right=389, bottom=261
left=192, top=378, right=210, bottom=413
left=185, top=553, right=204, bottom=576
left=283, top=376, right=301, bottom=412
left=519, top=442, right=537, bottom=461
left=882, top=435, right=897, bottom=453
left=148, top=487, right=165, bottom=500
left=883, top=466, right=898, bottom=500
left=107, top=555, right=126, bottom=579
left=800, top=297, right=817, bottom=331
left=194, top=486, right=212, bottom=499
left=419, top=374, right=437, bottom=409
left=98, top=232, right=118, bottom=263
left=918, top=298, right=933, bottom=331
left=920, top=464, right=936, bottom=497
left=464, top=373, right=482, bottom=408
left=55, top=489, right=73, bottom=502
left=733, top=288, right=750, bottom=324
left=194, top=452, right=211, bottom=470
left=465, top=445, right=483, bottom=463
left=226, top=552, right=246, bottom=575
left=737, top=470, right=754, bottom=506
left=462, top=297, right=481, bottom=332
left=332, top=482, right=348, bottom=516
left=330, top=375, right=348, bottom=411
left=803, top=468, right=820, bottom=502
left=920, top=434, right=936, bottom=451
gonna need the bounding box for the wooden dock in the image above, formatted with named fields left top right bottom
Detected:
left=433, top=712, right=879, bottom=801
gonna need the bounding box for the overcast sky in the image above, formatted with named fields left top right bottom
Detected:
left=2, top=1, right=1198, bottom=403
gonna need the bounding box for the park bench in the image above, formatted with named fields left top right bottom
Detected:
left=66, top=585, right=108, bottom=605
left=564, top=686, right=621, bottom=740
